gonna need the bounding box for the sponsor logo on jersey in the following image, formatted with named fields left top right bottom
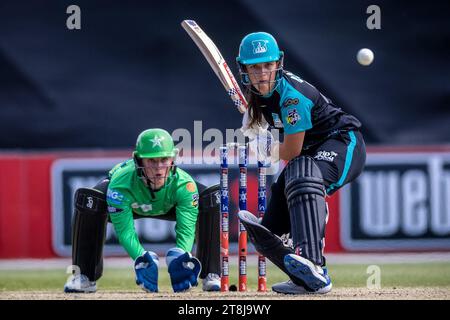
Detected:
left=192, top=194, right=199, bottom=208
left=272, top=113, right=284, bottom=128
left=131, top=202, right=153, bottom=212
left=186, top=182, right=196, bottom=192
left=314, top=150, right=338, bottom=162
left=284, top=98, right=299, bottom=107
left=252, top=40, right=269, bottom=54
left=107, top=189, right=125, bottom=205
left=286, top=109, right=300, bottom=126
left=107, top=206, right=123, bottom=214
left=286, top=72, right=304, bottom=83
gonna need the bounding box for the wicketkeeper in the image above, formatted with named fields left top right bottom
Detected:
left=64, top=128, right=221, bottom=293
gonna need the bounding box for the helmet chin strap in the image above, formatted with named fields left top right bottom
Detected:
left=239, top=62, right=284, bottom=97
left=257, top=79, right=280, bottom=97
left=142, top=163, right=177, bottom=192
left=144, top=168, right=169, bottom=190
left=245, top=77, right=281, bottom=97
left=133, top=155, right=177, bottom=196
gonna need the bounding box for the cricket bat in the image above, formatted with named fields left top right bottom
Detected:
left=181, top=19, right=248, bottom=114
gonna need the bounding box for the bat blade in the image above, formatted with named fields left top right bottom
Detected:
left=181, top=19, right=247, bottom=113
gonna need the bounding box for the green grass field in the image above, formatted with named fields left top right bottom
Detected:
left=1, top=262, right=450, bottom=292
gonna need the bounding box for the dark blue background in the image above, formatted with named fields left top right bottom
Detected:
left=1, top=0, right=449, bottom=149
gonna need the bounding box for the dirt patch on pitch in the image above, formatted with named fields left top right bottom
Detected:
left=1, top=287, right=449, bottom=300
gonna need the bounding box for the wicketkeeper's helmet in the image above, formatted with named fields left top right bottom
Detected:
left=133, top=128, right=178, bottom=189
left=134, top=128, right=177, bottom=159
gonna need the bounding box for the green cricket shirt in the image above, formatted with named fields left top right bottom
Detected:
left=106, top=159, right=199, bottom=260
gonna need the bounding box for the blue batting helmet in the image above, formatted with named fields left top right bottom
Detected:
left=236, top=32, right=283, bottom=65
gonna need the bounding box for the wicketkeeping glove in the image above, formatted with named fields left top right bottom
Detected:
left=166, top=248, right=201, bottom=293
left=134, top=251, right=159, bottom=293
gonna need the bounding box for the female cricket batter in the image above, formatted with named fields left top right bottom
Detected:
left=64, top=128, right=221, bottom=293
left=236, top=32, right=366, bottom=294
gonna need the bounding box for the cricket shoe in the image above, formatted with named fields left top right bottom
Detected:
left=64, top=274, right=97, bottom=293
left=284, top=254, right=332, bottom=292
left=202, top=273, right=221, bottom=292
left=272, top=267, right=332, bottom=294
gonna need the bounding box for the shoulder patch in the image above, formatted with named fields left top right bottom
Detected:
left=186, top=182, right=196, bottom=192
left=192, top=194, right=199, bottom=208
left=286, top=108, right=301, bottom=126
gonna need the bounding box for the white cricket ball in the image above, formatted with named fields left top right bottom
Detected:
left=357, top=48, right=374, bottom=66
